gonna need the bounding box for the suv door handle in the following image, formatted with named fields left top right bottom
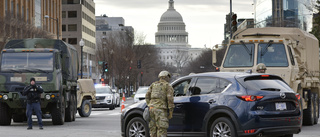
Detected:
left=176, top=104, right=183, bottom=109
left=208, top=99, right=216, bottom=104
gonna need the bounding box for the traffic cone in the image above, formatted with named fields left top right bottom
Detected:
left=121, top=95, right=125, bottom=112
left=122, top=92, right=126, bottom=101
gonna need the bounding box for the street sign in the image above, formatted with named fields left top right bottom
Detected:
left=98, top=61, right=104, bottom=65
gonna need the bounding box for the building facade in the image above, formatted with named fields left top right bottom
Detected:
left=254, top=0, right=313, bottom=32
left=0, top=0, right=61, bottom=47
left=62, top=0, right=97, bottom=81
left=155, top=0, right=202, bottom=70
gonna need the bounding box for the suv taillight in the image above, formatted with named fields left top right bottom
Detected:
left=237, top=95, right=264, bottom=101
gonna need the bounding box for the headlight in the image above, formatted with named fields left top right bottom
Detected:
left=106, top=95, right=112, bottom=99
left=45, top=94, right=51, bottom=100
left=3, top=94, right=8, bottom=100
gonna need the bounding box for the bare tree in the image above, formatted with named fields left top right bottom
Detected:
left=0, top=13, right=53, bottom=49
left=172, top=48, right=191, bottom=73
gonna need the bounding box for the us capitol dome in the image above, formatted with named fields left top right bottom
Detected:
left=155, top=0, right=190, bottom=48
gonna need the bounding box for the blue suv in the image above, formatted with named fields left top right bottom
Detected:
left=121, top=72, right=301, bottom=137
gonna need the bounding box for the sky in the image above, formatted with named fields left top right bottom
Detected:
left=94, top=0, right=255, bottom=49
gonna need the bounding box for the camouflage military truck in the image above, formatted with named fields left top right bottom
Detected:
left=77, top=79, right=96, bottom=117
left=213, top=27, right=320, bottom=125
left=0, top=38, right=78, bottom=125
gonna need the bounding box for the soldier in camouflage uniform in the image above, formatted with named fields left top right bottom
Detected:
left=145, top=70, right=174, bottom=137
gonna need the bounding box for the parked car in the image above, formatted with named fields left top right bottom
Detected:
left=134, top=86, right=149, bottom=103
left=93, top=85, right=116, bottom=110
left=121, top=72, right=302, bottom=137
left=112, top=89, right=121, bottom=107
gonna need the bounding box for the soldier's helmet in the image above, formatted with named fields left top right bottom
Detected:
left=158, top=70, right=171, bottom=78
left=256, top=63, right=267, bottom=72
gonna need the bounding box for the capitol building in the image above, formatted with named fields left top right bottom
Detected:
left=155, top=0, right=203, bottom=69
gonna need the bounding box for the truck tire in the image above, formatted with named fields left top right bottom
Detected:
left=72, top=94, right=77, bottom=121
left=51, top=97, right=65, bottom=125
left=65, top=93, right=75, bottom=122
left=13, top=114, right=27, bottom=122
left=78, top=100, right=91, bottom=117
left=314, top=93, right=319, bottom=124
left=303, top=93, right=314, bottom=125
left=0, top=103, right=12, bottom=125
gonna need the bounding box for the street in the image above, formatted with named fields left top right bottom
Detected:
left=0, top=97, right=319, bottom=137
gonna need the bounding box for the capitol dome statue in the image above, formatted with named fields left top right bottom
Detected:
left=155, top=0, right=190, bottom=47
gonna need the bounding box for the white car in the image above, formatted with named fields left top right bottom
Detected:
left=93, top=85, right=116, bottom=110
left=134, top=87, right=149, bottom=103
left=112, top=89, right=120, bottom=107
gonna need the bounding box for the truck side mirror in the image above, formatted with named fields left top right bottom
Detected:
left=212, top=49, right=217, bottom=64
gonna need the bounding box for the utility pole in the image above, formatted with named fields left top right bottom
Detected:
left=230, top=0, right=233, bottom=39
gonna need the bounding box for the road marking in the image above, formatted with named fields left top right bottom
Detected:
left=109, top=112, right=121, bottom=116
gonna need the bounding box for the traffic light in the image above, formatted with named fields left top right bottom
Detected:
left=104, top=62, right=108, bottom=72
left=137, top=60, right=141, bottom=69
left=231, top=14, right=237, bottom=32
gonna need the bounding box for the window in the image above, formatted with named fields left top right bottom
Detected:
left=257, top=43, right=288, bottom=67
left=68, top=38, right=77, bottom=44
left=62, top=25, right=66, bottom=31
left=218, top=79, right=231, bottom=92
left=173, top=79, right=191, bottom=96
left=223, top=44, right=255, bottom=67
left=193, top=77, right=218, bottom=95
left=287, top=46, right=295, bottom=65
left=62, top=11, right=66, bottom=18
left=68, top=11, right=77, bottom=18
left=68, top=24, right=77, bottom=31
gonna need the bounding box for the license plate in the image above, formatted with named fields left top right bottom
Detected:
left=275, top=102, right=287, bottom=110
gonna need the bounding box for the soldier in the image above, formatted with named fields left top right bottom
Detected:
left=22, top=78, right=44, bottom=130
left=145, top=71, right=174, bottom=137
left=256, top=63, right=267, bottom=73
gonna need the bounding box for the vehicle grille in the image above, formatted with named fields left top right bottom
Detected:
left=96, top=96, right=105, bottom=100
left=139, top=98, right=145, bottom=100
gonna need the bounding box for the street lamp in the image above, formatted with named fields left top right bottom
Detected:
left=44, top=15, right=59, bottom=40
left=79, top=39, right=84, bottom=79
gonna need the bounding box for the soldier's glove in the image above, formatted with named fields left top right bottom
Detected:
left=168, top=109, right=173, bottom=119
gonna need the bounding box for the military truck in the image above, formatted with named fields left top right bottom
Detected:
left=77, top=79, right=96, bottom=117
left=213, top=27, right=319, bottom=125
left=0, top=38, right=78, bottom=125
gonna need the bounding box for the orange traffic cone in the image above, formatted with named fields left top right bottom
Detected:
left=121, top=95, right=125, bottom=112
left=122, top=92, right=126, bottom=101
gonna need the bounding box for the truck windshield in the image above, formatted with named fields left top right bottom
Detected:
left=1, top=52, right=54, bottom=72
left=223, top=44, right=254, bottom=67
left=258, top=43, right=288, bottom=67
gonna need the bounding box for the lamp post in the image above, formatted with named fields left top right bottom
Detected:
left=79, top=39, right=84, bottom=79
left=44, top=15, right=59, bottom=39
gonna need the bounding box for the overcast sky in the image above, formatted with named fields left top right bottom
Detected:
left=95, top=0, right=254, bottom=48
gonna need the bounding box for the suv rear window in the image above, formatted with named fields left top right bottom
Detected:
left=240, top=75, right=292, bottom=91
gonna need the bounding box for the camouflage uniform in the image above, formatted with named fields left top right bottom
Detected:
left=145, top=72, right=174, bottom=137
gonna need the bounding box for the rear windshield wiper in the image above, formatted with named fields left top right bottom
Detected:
left=261, top=88, right=280, bottom=91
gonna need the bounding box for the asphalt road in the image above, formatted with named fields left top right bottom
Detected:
left=0, top=97, right=319, bottom=137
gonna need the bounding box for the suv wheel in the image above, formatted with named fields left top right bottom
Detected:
left=126, top=117, right=149, bottom=137
left=210, top=117, right=236, bottom=137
